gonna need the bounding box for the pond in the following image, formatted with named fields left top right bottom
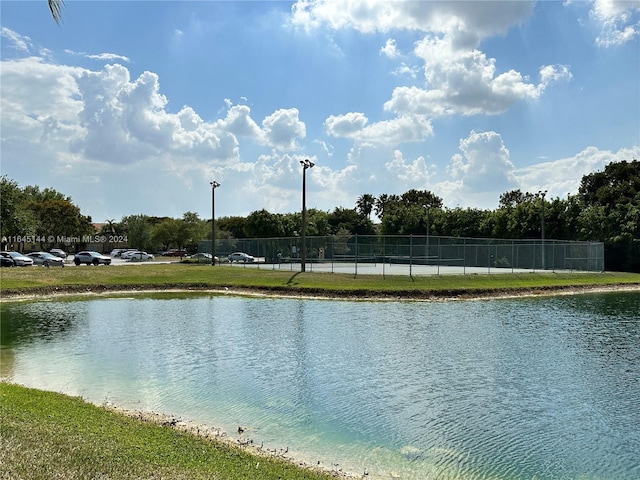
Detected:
left=1, top=291, right=639, bottom=479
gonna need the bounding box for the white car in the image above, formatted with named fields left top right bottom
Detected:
left=228, top=252, right=255, bottom=263
left=0, top=251, right=34, bottom=266
left=110, top=248, right=135, bottom=258
left=127, top=251, right=154, bottom=261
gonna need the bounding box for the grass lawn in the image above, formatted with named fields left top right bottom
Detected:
left=1, top=263, right=639, bottom=299
left=0, top=382, right=336, bottom=480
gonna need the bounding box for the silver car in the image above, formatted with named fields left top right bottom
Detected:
left=0, top=251, right=34, bottom=266
left=27, top=251, right=65, bottom=267
left=228, top=252, right=255, bottom=263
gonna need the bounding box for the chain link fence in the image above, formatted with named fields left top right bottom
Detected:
left=198, top=235, right=604, bottom=274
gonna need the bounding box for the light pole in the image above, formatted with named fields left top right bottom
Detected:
left=538, top=190, right=547, bottom=270
left=424, top=205, right=430, bottom=265
left=210, top=181, right=220, bottom=266
left=300, top=159, right=315, bottom=272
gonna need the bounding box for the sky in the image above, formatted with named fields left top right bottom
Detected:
left=1, top=1, right=639, bottom=223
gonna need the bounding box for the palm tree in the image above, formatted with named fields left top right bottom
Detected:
left=48, top=0, right=64, bottom=23
left=374, top=194, right=391, bottom=220
left=356, top=193, right=375, bottom=219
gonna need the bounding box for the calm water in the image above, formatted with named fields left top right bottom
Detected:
left=1, top=292, right=639, bottom=479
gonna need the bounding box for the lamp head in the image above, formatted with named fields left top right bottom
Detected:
left=300, top=159, right=315, bottom=169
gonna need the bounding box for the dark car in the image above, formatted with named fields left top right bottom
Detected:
left=0, top=255, right=15, bottom=267
left=74, top=251, right=111, bottom=266
left=164, top=249, right=187, bottom=257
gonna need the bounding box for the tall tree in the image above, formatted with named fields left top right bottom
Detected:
left=400, top=189, right=443, bottom=208
left=327, top=207, right=376, bottom=236
left=27, top=199, right=93, bottom=249
left=216, top=216, right=247, bottom=239
left=0, top=176, right=35, bottom=238
left=356, top=194, right=375, bottom=219
left=120, top=215, right=155, bottom=252
left=375, top=194, right=400, bottom=220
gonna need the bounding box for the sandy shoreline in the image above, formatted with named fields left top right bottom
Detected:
left=98, top=403, right=357, bottom=479
left=1, top=282, right=639, bottom=303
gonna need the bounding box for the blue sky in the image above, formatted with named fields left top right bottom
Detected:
left=1, top=1, right=639, bottom=223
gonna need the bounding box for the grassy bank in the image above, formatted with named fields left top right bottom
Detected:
left=1, top=263, right=639, bottom=299
left=0, top=382, right=337, bottom=480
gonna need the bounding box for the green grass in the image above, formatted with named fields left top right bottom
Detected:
left=0, top=382, right=336, bottom=480
left=1, top=263, right=639, bottom=299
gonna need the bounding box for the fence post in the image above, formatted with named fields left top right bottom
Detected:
left=355, top=234, right=358, bottom=276
left=437, top=236, right=441, bottom=275
left=410, top=235, right=413, bottom=277
left=383, top=235, right=386, bottom=279
left=511, top=240, right=514, bottom=273
left=463, top=237, right=466, bottom=274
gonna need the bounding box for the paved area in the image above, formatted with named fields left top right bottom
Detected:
left=61, top=256, right=568, bottom=275
left=224, top=261, right=549, bottom=276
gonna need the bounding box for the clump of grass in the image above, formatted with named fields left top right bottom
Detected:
left=0, top=382, right=337, bottom=480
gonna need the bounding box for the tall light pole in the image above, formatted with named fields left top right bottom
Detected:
left=538, top=190, right=547, bottom=270
left=424, top=205, right=430, bottom=265
left=210, top=181, right=220, bottom=266
left=300, top=159, right=315, bottom=272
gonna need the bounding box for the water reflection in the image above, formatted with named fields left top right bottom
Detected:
left=2, top=292, right=639, bottom=479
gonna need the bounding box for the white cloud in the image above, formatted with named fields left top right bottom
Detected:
left=384, top=36, right=572, bottom=117
left=1, top=27, right=32, bottom=53
left=385, top=150, right=432, bottom=185
left=380, top=38, right=399, bottom=58
left=325, top=112, right=433, bottom=145
left=87, top=52, right=132, bottom=63
left=63, top=49, right=131, bottom=63
left=216, top=104, right=263, bottom=139
left=514, top=145, right=640, bottom=198
left=448, top=131, right=518, bottom=192
left=325, top=112, right=369, bottom=136
left=292, top=0, right=535, bottom=43
left=261, top=108, right=306, bottom=151
left=297, top=1, right=563, bottom=136
left=590, top=0, right=640, bottom=47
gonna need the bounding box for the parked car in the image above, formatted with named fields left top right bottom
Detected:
left=0, top=251, right=34, bottom=266
left=27, top=252, right=65, bottom=267
left=120, top=250, right=139, bottom=259
left=50, top=248, right=67, bottom=259
left=164, top=249, right=188, bottom=257
left=0, top=255, right=15, bottom=267
left=111, top=248, right=136, bottom=258
left=74, top=251, right=111, bottom=266
left=127, top=251, right=154, bottom=261
left=190, top=253, right=219, bottom=263
left=228, top=252, right=255, bottom=263
left=190, top=252, right=211, bottom=259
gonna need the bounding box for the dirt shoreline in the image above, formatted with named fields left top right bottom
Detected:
left=1, top=282, right=639, bottom=302
left=99, top=403, right=356, bottom=479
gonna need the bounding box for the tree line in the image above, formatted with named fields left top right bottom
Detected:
left=1, top=160, right=638, bottom=271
